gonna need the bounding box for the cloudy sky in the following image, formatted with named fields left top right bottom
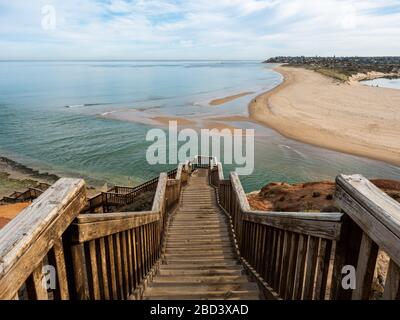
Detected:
left=1, top=0, right=399, bottom=60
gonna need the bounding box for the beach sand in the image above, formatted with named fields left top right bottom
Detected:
left=209, top=92, right=254, bottom=106
left=249, top=66, right=400, bottom=166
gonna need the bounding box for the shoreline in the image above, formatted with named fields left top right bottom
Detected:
left=0, top=156, right=100, bottom=199
left=249, top=66, right=400, bottom=166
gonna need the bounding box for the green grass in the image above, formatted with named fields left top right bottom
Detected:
left=314, top=68, right=349, bottom=82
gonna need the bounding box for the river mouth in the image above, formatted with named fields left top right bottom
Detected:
left=361, top=77, right=400, bottom=89
left=1, top=61, right=400, bottom=193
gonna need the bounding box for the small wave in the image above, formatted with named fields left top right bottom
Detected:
left=65, top=104, right=84, bottom=108
left=101, top=111, right=117, bottom=116
left=278, top=144, right=306, bottom=158
left=65, top=103, right=106, bottom=108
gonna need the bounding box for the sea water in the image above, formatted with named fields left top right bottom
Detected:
left=0, top=60, right=399, bottom=192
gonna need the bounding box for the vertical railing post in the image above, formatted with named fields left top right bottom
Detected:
left=330, top=215, right=363, bottom=300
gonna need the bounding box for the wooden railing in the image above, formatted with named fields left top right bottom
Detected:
left=1, top=186, right=50, bottom=204
left=0, top=162, right=190, bottom=300
left=334, top=175, right=400, bottom=300
left=209, top=162, right=400, bottom=300
left=0, top=179, right=87, bottom=299
left=1, top=155, right=399, bottom=300
left=86, top=168, right=178, bottom=213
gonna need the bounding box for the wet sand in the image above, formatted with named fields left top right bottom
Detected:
left=249, top=66, right=400, bottom=166
left=209, top=92, right=254, bottom=106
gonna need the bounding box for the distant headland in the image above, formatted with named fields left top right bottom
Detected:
left=264, top=56, right=400, bottom=82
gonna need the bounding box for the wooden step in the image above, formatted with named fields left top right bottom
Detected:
left=167, top=232, right=229, bottom=238
left=166, top=240, right=232, bottom=246
left=170, top=225, right=224, bottom=229
left=157, top=269, right=243, bottom=277
left=159, top=263, right=243, bottom=271
left=163, top=258, right=239, bottom=265
left=165, top=244, right=232, bottom=251
left=152, top=275, right=249, bottom=284
left=144, top=285, right=259, bottom=299
left=164, top=252, right=235, bottom=259
left=144, top=291, right=259, bottom=300
left=140, top=171, right=261, bottom=301
left=166, top=244, right=232, bottom=250
left=146, top=282, right=258, bottom=292
left=166, top=237, right=231, bottom=243
left=170, top=222, right=224, bottom=227
left=172, top=217, right=224, bottom=222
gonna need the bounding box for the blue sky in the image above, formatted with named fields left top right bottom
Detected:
left=0, top=0, right=399, bottom=60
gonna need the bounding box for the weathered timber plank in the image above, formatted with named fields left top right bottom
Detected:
left=0, top=178, right=86, bottom=299
left=98, top=237, right=110, bottom=299
left=336, top=174, right=400, bottom=236
left=313, top=239, right=332, bottom=300
left=292, top=234, right=307, bottom=299
left=47, top=238, right=69, bottom=299
left=335, top=183, right=400, bottom=267
left=329, top=217, right=362, bottom=300
left=86, top=240, right=100, bottom=299
left=230, top=172, right=251, bottom=212
left=285, top=233, right=299, bottom=300
left=303, top=236, right=318, bottom=300
left=352, top=233, right=378, bottom=300
left=26, top=262, right=48, bottom=300
left=152, top=173, right=168, bottom=213
left=243, top=211, right=342, bottom=241
left=106, top=235, right=118, bottom=300
left=73, top=212, right=160, bottom=243
left=114, top=233, right=124, bottom=299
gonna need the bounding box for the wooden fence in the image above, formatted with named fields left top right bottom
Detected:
left=209, top=161, right=400, bottom=300
left=86, top=168, right=178, bottom=213
left=0, top=163, right=190, bottom=300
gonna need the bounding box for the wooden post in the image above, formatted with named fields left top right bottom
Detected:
left=330, top=216, right=363, bottom=300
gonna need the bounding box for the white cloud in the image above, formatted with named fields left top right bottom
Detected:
left=0, top=0, right=399, bottom=59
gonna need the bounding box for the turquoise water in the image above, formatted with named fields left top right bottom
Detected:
left=1, top=61, right=400, bottom=192
left=362, top=78, right=400, bottom=89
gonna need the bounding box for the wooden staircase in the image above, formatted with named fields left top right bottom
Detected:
left=3, top=156, right=400, bottom=301
left=143, top=169, right=261, bottom=300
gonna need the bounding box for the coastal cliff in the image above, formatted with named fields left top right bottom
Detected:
left=247, top=179, right=400, bottom=212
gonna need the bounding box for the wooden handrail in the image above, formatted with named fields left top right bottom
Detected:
left=209, top=161, right=400, bottom=300
left=210, top=162, right=344, bottom=300
left=86, top=168, right=178, bottom=213
left=243, top=211, right=342, bottom=240
left=335, top=174, right=400, bottom=300
left=73, top=212, right=160, bottom=243
left=65, top=169, right=186, bottom=300
left=0, top=178, right=87, bottom=299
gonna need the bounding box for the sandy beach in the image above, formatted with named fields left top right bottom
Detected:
left=249, top=66, right=400, bottom=166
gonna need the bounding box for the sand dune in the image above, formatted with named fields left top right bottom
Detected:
left=249, top=66, right=400, bottom=166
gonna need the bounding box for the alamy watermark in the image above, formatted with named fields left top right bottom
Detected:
left=42, top=265, right=56, bottom=290
left=41, top=5, right=57, bottom=31
left=145, top=121, right=255, bottom=175
left=342, top=265, right=356, bottom=290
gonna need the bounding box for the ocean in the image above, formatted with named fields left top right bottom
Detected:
left=1, top=60, right=400, bottom=192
